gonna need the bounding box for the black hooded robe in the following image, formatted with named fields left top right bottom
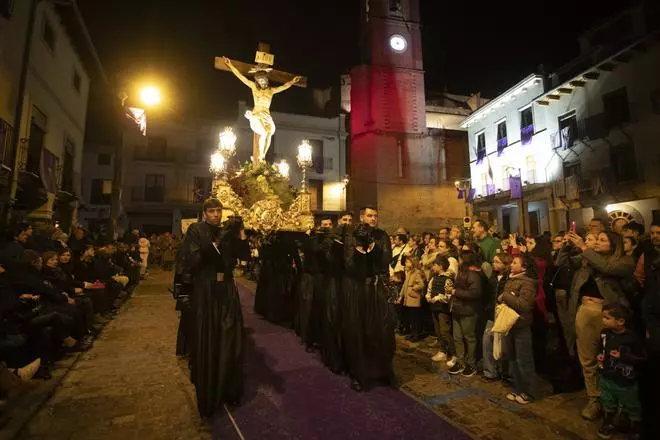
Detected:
left=178, top=220, right=249, bottom=417
left=341, top=226, right=396, bottom=389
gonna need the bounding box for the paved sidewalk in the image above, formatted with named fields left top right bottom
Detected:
left=17, top=270, right=211, bottom=440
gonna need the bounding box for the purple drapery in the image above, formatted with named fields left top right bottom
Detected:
left=497, top=137, right=508, bottom=156
left=466, top=188, right=476, bottom=203
left=457, top=188, right=464, bottom=199
left=509, top=176, right=522, bottom=200
left=521, top=125, right=534, bottom=146
left=476, top=147, right=486, bottom=165
left=486, top=184, right=496, bottom=196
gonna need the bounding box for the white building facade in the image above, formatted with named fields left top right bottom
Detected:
left=1, top=0, right=96, bottom=231
left=236, top=101, right=348, bottom=215
left=462, top=5, right=660, bottom=235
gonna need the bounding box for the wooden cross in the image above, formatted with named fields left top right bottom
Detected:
left=214, top=42, right=307, bottom=164
left=214, top=42, right=307, bottom=88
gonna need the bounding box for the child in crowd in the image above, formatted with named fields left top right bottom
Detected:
left=426, top=255, right=455, bottom=364
left=597, top=303, right=646, bottom=440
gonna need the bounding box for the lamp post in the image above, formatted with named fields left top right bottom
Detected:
left=296, top=139, right=313, bottom=192
left=454, top=178, right=472, bottom=219
left=275, top=159, right=290, bottom=179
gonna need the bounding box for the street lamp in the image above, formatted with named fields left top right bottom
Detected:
left=139, top=85, right=162, bottom=107
left=219, top=126, right=237, bottom=157
left=276, top=159, right=290, bottom=178
left=296, top=139, right=313, bottom=192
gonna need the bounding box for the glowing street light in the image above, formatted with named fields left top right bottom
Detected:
left=296, top=139, right=313, bottom=192
left=219, top=126, right=237, bottom=157
left=139, top=86, right=162, bottom=107
left=276, top=159, right=290, bottom=178
left=210, top=150, right=226, bottom=177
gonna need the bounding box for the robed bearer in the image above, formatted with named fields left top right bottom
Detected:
left=177, top=198, right=249, bottom=418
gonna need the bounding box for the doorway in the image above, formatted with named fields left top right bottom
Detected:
left=529, top=210, right=540, bottom=236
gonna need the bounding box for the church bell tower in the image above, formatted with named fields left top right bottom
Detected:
left=349, top=0, right=434, bottom=230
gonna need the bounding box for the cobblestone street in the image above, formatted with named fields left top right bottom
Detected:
left=17, top=270, right=211, bottom=440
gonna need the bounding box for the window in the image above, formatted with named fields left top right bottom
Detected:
left=144, top=174, right=165, bottom=202
left=90, top=179, right=112, bottom=205
left=309, top=139, right=324, bottom=174
left=73, top=70, right=81, bottom=93
left=602, top=87, right=630, bottom=127
left=520, top=107, right=534, bottom=146
left=475, top=132, right=486, bottom=164
left=26, top=109, right=47, bottom=175
left=192, top=176, right=212, bottom=203
left=610, top=144, right=637, bottom=182
left=98, top=153, right=111, bottom=165
left=309, top=179, right=324, bottom=211
left=501, top=166, right=510, bottom=190
left=42, top=18, right=56, bottom=52
left=651, top=89, right=660, bottom=115
left=526, top=156, right=537, bottom=184
left=61, top=138, right=75, bottom=193
left=1, top=0, right=15, bottom=19
left=496, top=121, right=507, bottom=156
left=147, top=136, right=167, bottom=157
left=324, top=157, right=334, bottom=171
left=558, top=112, right=578, bottom=149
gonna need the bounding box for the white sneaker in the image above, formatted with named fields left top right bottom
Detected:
left=432, top=351, right=447, bottom=362
left=446, top=356, right=458, bottom=368
left=17, top=358, right=41, bottom=381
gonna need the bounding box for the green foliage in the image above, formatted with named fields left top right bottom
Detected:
left=228, top=161, right=297, bottom=209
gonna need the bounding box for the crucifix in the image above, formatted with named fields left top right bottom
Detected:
left=215, top=42, right=307, bottom=166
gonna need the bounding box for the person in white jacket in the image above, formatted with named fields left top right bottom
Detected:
left=138, top=235, right=150, bottom=277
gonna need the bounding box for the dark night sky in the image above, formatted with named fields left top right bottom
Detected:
left=78, top=0, right=636, bottom=120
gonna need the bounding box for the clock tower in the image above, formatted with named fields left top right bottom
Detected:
left=349, top=0, right=445, bottom=230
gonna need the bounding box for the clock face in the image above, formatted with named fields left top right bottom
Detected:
left=389, top=34, right=407, bottom=53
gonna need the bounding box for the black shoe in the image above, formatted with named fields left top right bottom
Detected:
left=448, top=363, right=465, bottom=375
left=350, top=380, right=363, bottom=392
left=598, top=411, right=617, bottom=439
left=481, top=374, right=499, bottom=383
left=461, top=366, right=476, bottom=377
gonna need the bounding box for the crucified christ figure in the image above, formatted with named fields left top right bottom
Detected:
left=223, top=57, right=302, bottom=164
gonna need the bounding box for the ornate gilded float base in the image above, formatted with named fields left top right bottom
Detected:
left=212, top=177, right=313, bottom=233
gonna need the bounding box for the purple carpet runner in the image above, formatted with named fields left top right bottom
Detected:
left=213, top=283, right=470, bottom=440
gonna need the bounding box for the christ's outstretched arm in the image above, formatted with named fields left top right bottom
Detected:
left=271, top=76, right=302, bottom=94
left=223, top=57, right=255, bottom=90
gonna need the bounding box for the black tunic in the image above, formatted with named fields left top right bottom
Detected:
left=178, top=220, right=249, bottom=417
left=341, top=226, right=396, bottom=388
left=320, top=230, right=345, bottom=373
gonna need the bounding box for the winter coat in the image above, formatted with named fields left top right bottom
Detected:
left=451, top=267, right=483, bottom=316
left=499, top=273, right=537, bottom=329
left=400, top=269, right=425, bottom=308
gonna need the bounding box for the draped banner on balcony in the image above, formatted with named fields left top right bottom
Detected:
left=521, top=125, right=534, bottom=146
left=466, top=188, right=476, bottom=203
left=509, top=176, right=522, bottom=200
left=40, top=149, right=58, bottom=194
left=486, top=184, right=496, bottom=196
left=497, top=137, right=508, bottom=156
left=457, top=188, right=464, bottom=199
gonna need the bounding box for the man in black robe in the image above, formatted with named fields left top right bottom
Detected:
left=342, top=206, right=396, bottom=391
left=177, top=198, right=249, bottom=418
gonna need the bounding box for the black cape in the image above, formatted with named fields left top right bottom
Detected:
left=178, top=220, right=249, bottom=417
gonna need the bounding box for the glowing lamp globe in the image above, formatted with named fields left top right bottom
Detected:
left=276, top=159, right=290, bottom=178
left=297, top=139, right=313, bottom=167
left=210, top=151, right=226, bottom=175
left=139, top=86, right=162, bottom=107
left=219, top=127, right=237, bottom=156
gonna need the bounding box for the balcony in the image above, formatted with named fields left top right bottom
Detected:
left=17, top=139, right=42, bottom=176
left=0, top=118, right=15, bottom=171
left=128, top=184, right=212, bottom=206
left=550, top=114, right=609, bottom=150
left=133, top=145, right=178, bottom=163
